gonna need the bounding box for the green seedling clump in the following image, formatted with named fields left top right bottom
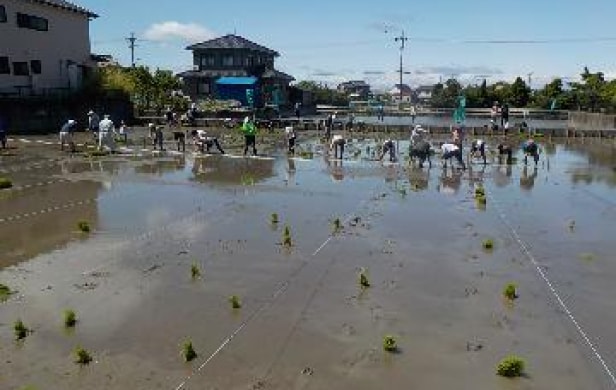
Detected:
left=332, top=217, right=342, bottom=233
left=0, top=177, right=13, bottom=189
left=229, top=295, right=241, bottom=309
left=0, top=283, right=12, bottom=302
left=503, top=283, right=518, bottom=301
left=474, top=186, right=486, bottom=198
left=14, top=319, right=30, bottom=340
left=282, top=225, right=293, bottom=247
left=74, top=346, right=93, bottom=365
left=64, top=309, right=77, bottom=328
left=383, top=335, right=397, bottom=352
left=482, top=239, right=494, bottom=251
left=496, top=355, right=525, bottom=377
left=359, top=269, right=371, bottom=288
left=475, top=195, right=487, bottom=205
left=181, top=340, right=197, bottom=362
left=191, top=263, right=201, bottom=279
left=270, top=213, right=279, bottom=225
left=77, top=221, right=91, bottom=233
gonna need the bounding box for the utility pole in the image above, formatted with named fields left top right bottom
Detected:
left=527, top=72, right=533, bottom=90
left=126, top=32, right=137, bottom=68
left=394, top=30, right=409, bottom=103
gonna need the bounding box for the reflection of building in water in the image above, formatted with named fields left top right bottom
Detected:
left=439, top=169, right=462, bottom=194
left=519, top=166, right=538, bottom=191
left=0, top=180, right=103, bottom=268
left=191, top=156, right=275, bottom=185
left=492, top=165, right=513, bottom=188
left=408, top=167, right=430, bottom=192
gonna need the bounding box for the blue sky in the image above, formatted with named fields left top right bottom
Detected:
left=80, top=0, right=616, bottom=90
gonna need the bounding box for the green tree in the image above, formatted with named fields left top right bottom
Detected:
left=509, top=77, right=530, bottom=107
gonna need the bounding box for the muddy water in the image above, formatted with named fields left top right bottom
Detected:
left=0, top=137, right=615, bottom=389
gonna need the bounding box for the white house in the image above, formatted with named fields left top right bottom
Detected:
left=0, top=0, right=97, bottom=96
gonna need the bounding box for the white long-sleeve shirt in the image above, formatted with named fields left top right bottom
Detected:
left=441, top=143, right=459, bottom=154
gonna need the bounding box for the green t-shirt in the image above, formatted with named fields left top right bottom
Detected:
left=242, top=121, right=257, bottom=136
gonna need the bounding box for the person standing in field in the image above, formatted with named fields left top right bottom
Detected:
left=242, top=116, right=258, bottom=156
left=285, top=126, right=297, bottom=154
left=87, top=110, right=100, bottom=141
left=0, top=113, right=8, bottom=149
left=98, top=114, right=116, bottom=152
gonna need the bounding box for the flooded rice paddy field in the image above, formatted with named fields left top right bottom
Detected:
left=1, top=133, right=616, bottom=389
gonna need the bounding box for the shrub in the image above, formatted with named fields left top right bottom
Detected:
left=503, top=283, right=518, bottom=301
left=0, top=177, right=13, bottom=189
left=482, top=239, right=494, bottom=251
left=14, top=319, right=30, bottom=340
left=181, top=340, right=197, bottom=362
left=383, top=335, right=397, bottom=352
left=74, top=346, right=93, bottom=365
left=64, top=309, right=77, bottom=328
left=496, top=355, right=525, bottom=377
left=229, top=295, right=241, bottom=309
left=270, top=213, right=279, bottom=225
left=191, top=263, right=201, bottom=279
left=77, top=221, right=91, bottom=233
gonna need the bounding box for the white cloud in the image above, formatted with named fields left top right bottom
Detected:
left=143, top=21, right=215, bottom=43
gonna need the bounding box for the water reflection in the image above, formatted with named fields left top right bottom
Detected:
left=190, top=156, right=275, bottom=185
left=439, top=168, right=463, bottom=195
left=134, top=157, right=186, bottom=176
left=408, top=167, right=430, bottom=191
left=520, top=166, right=538, bottom=191
left=492, top=164, right=513, bottom=188
left=0, top=180, right=104, bottom=268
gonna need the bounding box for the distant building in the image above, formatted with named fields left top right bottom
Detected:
left=0, top=0, right=98, bottom=96
left=415, top=85, right=434, bottom=105
left=389, top=84, right=413, bottom=103
left=178, top=34, right=295, bottom=107
left=337, top=80, right=370, bottom=100
left=90, top=54, right=119, bottom=68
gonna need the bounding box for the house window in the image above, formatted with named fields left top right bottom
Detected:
left=13, top=61, right=29, bottom=76
left=222, top=55, right=234, bottom=67
left=200, top=55, right=215, bottom=68
left=30, top=60, right=41, bottom=74
left=17, top=13, right=48, bottom=31
left=0, top=57, right=9, bottom=74
left=0, top=5, right=7, bottom=23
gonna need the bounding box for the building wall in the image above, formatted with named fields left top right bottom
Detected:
left=0, top=0, right=92, bottom=93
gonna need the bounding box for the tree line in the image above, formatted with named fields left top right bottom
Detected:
left=430, top=67, right=616, bottom=112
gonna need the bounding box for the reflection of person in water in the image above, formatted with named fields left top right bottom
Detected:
left=439, top=168, right=463, bottom=194
left=285, top=157, right=296, bottom=185
left=520, top=165, right=538, bottom=191
left=408, top=166, right=430, bottom=191
left=492, top=164, right=513, bottom=188
left=328, top=159, right=345, bottom=181
left=468, top=164, right=486, bottom=188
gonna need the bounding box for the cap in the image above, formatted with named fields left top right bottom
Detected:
left=68, top=119, right=76, bottom=125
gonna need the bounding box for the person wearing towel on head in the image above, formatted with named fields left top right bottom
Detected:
left=285, top=126, right=297, bottom=154
left=59, top=119, right=77, bottom=152
left=410, top=125, right=428, bottom=147
left=242, top=116, right=258, bottom=156
left=330, top=134, right=346, bottom=160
